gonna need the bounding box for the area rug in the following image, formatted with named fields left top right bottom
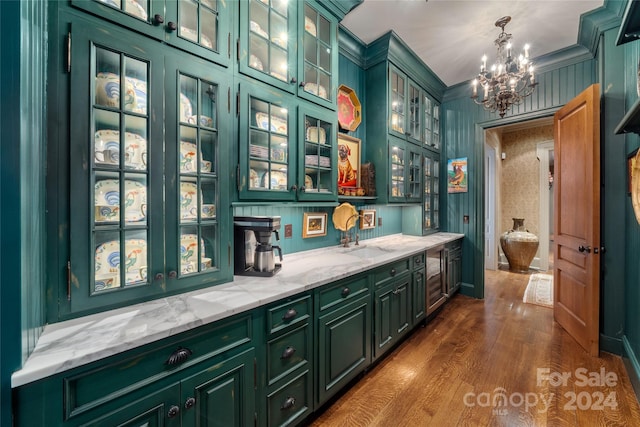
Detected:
left=523, top=273, right=554, bottom=308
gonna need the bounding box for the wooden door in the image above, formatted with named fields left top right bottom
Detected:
left=553, top=84, right=600, bottom=356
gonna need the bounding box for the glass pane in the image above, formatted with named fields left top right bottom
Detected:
left=409, top=84, right=420, bottom=139
left=249, top=0, right=289, bottom=81
left=180, top=226, right=202, bottom=275
left=95, top=0, right=149, bottom=21
left=179, top=0, right=199, bottom=44
left=124, top=116, right=148, bottom=171
left=391, top=145, right=404, bottom=197
left=122, top=175, right=148, bottom=226
left=180, top=178, right=200, bottom=221
left=249, top=97, right=288, bottom=192
left=124, top=233, right=148, bottom=286
left=201, top=8, right=218, bottom=50
left=318, top=12, right=330, bottom=45
left=391, top=71, right=405, bottom=133
left=201, top=225, right=217, bottom=271
left=94, top=232, right=121, bottom=293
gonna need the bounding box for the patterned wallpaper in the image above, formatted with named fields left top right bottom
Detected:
left=500, top=125, right=554, bottom=237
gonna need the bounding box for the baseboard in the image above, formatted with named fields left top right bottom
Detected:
left=600, top=333, right=624, bottom=355
left=459, top=282, right=475, bottom=297
left=622, top=336, right=640, bottom=402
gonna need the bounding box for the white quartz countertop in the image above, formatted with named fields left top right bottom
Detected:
left=12, top=232, right=463, bottom=387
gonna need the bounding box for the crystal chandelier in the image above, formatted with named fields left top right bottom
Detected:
left=471, top=16, right=537, bottom=118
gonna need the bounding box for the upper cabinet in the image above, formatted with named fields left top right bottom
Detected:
left=239, top=0, right=339, bottom=110
left=53, top=10, right=232, bottom=319
left=364, top=32, right=446, bottom=204
left=72, top=0, right=232, bottom=67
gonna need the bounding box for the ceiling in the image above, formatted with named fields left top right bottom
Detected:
left=340, top=0, right=604, bottom=87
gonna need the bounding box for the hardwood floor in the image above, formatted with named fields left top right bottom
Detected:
left=309, top=269, right=640, bottom=426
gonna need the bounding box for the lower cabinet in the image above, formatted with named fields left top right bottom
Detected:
left=446, top=240, right=463, bottom=296
left=372, top=259, right=412, bottom=361
left=315, top=275, right=371, bottom=407
left=411, top=252, right=426, bottom=326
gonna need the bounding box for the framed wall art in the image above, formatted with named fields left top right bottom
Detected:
left=337, top=134, right=361, bottom=189
left=302, top=212, right=328, bottom=238
left=447, top=157, right=468, bottom=193
left=359, top=209, right=376, bottom=230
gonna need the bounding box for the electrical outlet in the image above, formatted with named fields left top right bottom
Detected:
left=463, top=215, right=469, bottom=224
left=378, top=217, right=383, bottom=226
left=284, top=224, right=292, bottom=238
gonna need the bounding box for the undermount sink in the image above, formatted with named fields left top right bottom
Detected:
left=336, top=244, right=390, bottom=257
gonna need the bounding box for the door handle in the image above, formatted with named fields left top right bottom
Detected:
left=578, top=245, right=591, bottom=253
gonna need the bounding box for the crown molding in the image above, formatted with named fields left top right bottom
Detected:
left=317, top=0, right=363, bottom=19
left=338, top=25, right=366, bottom=68
left=578, top=0, right=623, bottom=53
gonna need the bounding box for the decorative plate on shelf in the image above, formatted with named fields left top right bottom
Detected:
left=180, top=141, right=198, bottom=172
left=95, top=72, right=136, bottom=110
left=95, top=130, right=148, bottom=170
left=306, top=126, right=326, bottom=144
left=255, top=112, right=287, bottom=134
left=260, top=170, right=288, bottom=190
left=305, top=174, right=314, bottom=189
left=337, top=84, right=362, bottom=131
left=180, top=182, right=201, bottom=220
left=303, top=83, right=327, bottom=99
left=95, top=179, right=147, bottom=222
left=94, top=238, right=148, bottom=290
left=180, top=93, right=193, bottom=123
left=332, top=202, right=358, bottom=231
left=304, top=16, right=317, bottom=37
left=180, top=234, right=206, bottom=274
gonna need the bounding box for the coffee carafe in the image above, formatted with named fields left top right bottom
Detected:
left=234, top=216, right=283, bottom=276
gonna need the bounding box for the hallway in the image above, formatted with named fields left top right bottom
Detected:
left=309, top=269, right=640, bottom=426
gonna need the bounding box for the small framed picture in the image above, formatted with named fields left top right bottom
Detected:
left=302, top=212, right=328, bottom=238
left=359, top=209, right=376, bottom=230
left=628, top=148, right=638, bottom=196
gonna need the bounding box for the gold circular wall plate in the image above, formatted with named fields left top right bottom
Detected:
left=632, top=149, right=640, bottom=224
left=332, top=202, right=358, bottom=231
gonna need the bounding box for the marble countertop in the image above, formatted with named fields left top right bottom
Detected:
left=12, top=232, right=463, bottom=387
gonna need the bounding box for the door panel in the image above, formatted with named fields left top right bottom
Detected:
left=553, top=83, right=600, bottom=356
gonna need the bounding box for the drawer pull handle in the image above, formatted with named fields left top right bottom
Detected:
left=184, top=397, right=196, bottom=410
left=415, top=257, right=422, bottom=265
left=282, top=308, right=297, bottom=321
left=166, top=347, right=193, bottom=366
left=341, top=287, right=350, bottom=298
left=167, top=405, right=180, bottom=418
left=167, top=21, right=178, bottom=32
left=390, top=268, right=396, bottom=277
left=281, top=397, right=296, bottom=410
left=281, top=346, right=296, bottom=359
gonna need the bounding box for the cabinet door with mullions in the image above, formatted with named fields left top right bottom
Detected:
left=67, top=19, right=165, bottom=315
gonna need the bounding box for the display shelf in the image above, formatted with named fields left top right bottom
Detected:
left=614, top=97, right=640, bottom=135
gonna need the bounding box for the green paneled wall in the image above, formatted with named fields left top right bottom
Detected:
left=442, top=56, right=597, bottom=298
left=0, top=0, right=48, bottom=424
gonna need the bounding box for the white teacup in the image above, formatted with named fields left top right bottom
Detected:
left=201, top=204, right=216, bottom=218
left=95, top=274, right=117, bottom=291
left=95, top=148, right=119, bottom=165
left=95, top=205, right=120, bottom=222
left=201, top=160, right=212, bottom=172
left=201, top=257, right=212, bottom=270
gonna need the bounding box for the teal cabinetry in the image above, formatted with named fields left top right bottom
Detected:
left=411, top=252, right=426, bottom=326
left=239, top=0, right=339, bottom=110
left=388, top=64, right=422, bottom=145
left=237, top=80, right=337, bottom=201
left=372, top=258, right=412, bottom=361
left=55, top=10, right=231, bottom=319
left=71, top=0, right=232, bottom=67
left=446, top=240, right=462, bottom=296
left=315, top=274, right=371, bottom=406
left=388, top=136, right=423, bottom=202
left=423, top=150, right=440, bottom=233
left=14, top=314, right=256, bottom=426
left=263, top=294, right=314, bottom=427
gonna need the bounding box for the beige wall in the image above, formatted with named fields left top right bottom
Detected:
left=500, top=125, right=553, bottom=237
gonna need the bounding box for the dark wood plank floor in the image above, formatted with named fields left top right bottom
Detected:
left=309, top=269, right=640, bottom=426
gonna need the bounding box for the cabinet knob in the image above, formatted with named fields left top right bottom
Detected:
left=299, top=81, right=306, bottom=88
left=167, top=21, right=178, bottom=32
left=166, top=347, right=193, bottom=366
left=153, top=14, right=164, bottom=25
left=167, top=405, right=180, bottom=418
left=390, top=268, right=396, bottom=277
left=282, top=308, right=298, bottom=321
left=281, top=346, right=296, bottom=359
left=168, top=270, right=177, bottom=279
left=154, top=273, right=164, bottom=281
left=299, top=186, right=306, bottom=193
left=290, top=77, right=297, bottom=84
left=341, top=287, right=350, bottom=298
left=184, top=397, right=196, bottom=410
left=290, top=185, right=298, bottom=192
left=281, top=397, right=296, bottom=411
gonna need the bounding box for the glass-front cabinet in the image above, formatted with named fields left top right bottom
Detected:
left=71, top=0, right=231, bottom=67
left=389, top=137, right=422, bottom=203
left=423, top=94, right=440, bottom=150
left=238, top=81, right=336, bottom=201
left=388, top=65, right=422, bottom=145
left=62, top=14, right=231, bottom=318
left=423, top=151, right=440, bottom=233
left=239, top=0, right=338, bottom=109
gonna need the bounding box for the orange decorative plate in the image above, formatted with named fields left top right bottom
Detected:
left=337, top=85, right=362, bottom=131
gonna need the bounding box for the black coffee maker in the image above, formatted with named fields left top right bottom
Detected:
left=234, top=216, right=283, bottom=276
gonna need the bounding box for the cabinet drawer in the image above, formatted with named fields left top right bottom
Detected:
left=267, top=370, right=312, bottom=427
left=64, top=314, right=252, bottom=419
left=373, top=258, right=411, bottom=287
left=317, top=275, right=369, bottom=312
left=267, top=323, right=311, bottom=385
left=412, top=252, right=425, bottom=270
left=267, top=295, right=312, bottom=335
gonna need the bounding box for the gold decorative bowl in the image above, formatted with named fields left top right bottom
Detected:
left=332, top=202, right=358, bottom=231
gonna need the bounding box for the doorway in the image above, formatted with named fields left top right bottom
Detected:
left=484, top=117, right=554, bottom=275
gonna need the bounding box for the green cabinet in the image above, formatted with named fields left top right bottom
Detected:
left=372, top=258, right=412, bottom=361
left=423, top=94, right=440, bottom=151
left=446, top=240, right=462, bottom=297
left=389, top=64, right=422, bottom=145
left=237, top=80, right=337, bottom=201
left=388, top=136, right=423, bottom=203
left=315, top=274, right=371, bottom=406
left=239, top=0, right=339, bottom=110
left=57, top=11, right=231, bottom=319
left=71, top=0, right=232, bottom=67
left=14, top=314, right=256, bottom=426
left=411, top=252, right=426, bottom=326
left=264, top=294, right=313, bottom=427
left=423, top=150, right=440, bottom=233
